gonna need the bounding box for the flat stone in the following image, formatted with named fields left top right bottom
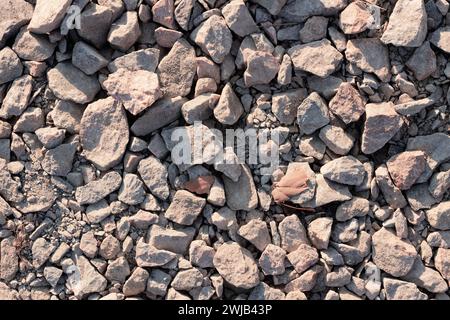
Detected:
left=213, top=242, right=260, bottom=290
left=336, top=197, right=370, bottom=222
left=118, top=173, right=145, bottom=205
left=383, top=278, right=428, bottom=300
left=0, top=75, right=33, bottom=119
left=0, top=0, right=33, bottom=47
left=381, top=0, right=427, bottom=47
left=426, top=202, right=450, bottom=230
left=329, top=82, right=365, bottom=124
left=135, top=240, right=176, bottom=267
left=105, top=257, right=130, bottom=283
left=137, top=156, right=169, bottom=200
left=80, top=231, right=98, bottom=258
left=47, top=63, right=100, bottom=104
left=156, top=39, right=196, bottom=97
left=320, top=156, right=365, bottom=186
left=149, top=225, right=196, bottom=254
left=395, top=88, right=442, bottom=116
left=165, top=190, right=206, bottom=225
left=107, top=11, right=141, bottom=51
left=248, top=282, right=285, bottom=300
left=155, top=27, right=183, bottom=48
left=386, top=151, right=426, bottom=190
left=361, top=102, right=403, bottom=154
left=171, top=268, right=204, bottom=291
left=319, top=125, right=354, bottom=155
left=375, top=164, right=408, bottom=209
left=223, top=164, right=258, bottom=211
left=0, top=47, right=23, bottom=85
left=346, top=38, right=391, bottom=82
left=108, top=48, right=160, bottom=73
left=146, top=269, right=172, bottom=296
left=104, top=68, right=162, bottom=115
left=72, top=42, right=108, bottom=75
left=86, top=200, right=111, bottom=224
left=190, top=15, right=232, bottom=64
left=303, top=174, right=352, bottom=208
left=214, top=83, right=244, bottom=125
left=0, top=237, right=18, bottom=282
left=372, top=228, right=417, bottom=277
left=32, top=238, right=56, bottom=269
left=35, top=127, right=66, bottom=149
left=131, top=97, right=186, bottom=136
left=75, top=171, right=122, bottom=205
left=28, top=0, right=72, bottom=34
left=288, top=39, right=343, bottom=78
left=80, top=97, right=129, bottom=170
left=12, top=27, right=56, bottom=62
left=297, top=92, right=330, bottom=135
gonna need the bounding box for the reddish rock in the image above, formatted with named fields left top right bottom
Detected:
left=329, top=82, right=365, bottom=124
left=387, top=151, right=426, bottom=190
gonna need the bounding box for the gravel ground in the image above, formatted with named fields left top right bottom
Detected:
left=0, top=0, right=450, bottom=301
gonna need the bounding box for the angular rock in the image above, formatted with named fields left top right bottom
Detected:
left=320, top=156, right=365, bottom=186
left=244, top=51, right=280, bottom=87
left=32, top=238, right=56, bottom=269
left=307, top=217, right=333, bottom=250
left=118, top=173, right=145, bottom=205
left=137, top=156, right=169, bottom=200
left=223, top=164, right=258, bottom=211
left=70, top=256, right=107, bottom=298
left=77, top=3, right=113, bottom=48
left=278, top=214, right=310, bottom=252
left=287, top=244, right=319, bottom=274
left=135, top=240, right=177, bottom=267
left=426, top=202, right=450, bottom=231
left=299, top=16, right=328, bottom=43
left=375, top=164, right=408, bottom=209
left=406, top=42, right=437, bottom=81
left=108, top=48, right=160, bottom=73
left=297, top=92, right=330, bottom=135
left=381, top=0, right=427, bottom=47
left=165, top=190, right=206, bottom=225
left=189, top=240, right=215, bottom=268
left=403, top=257, right=448, bottom=293
left=171, top=268, right=203, bottom=291
left=213, top=242, right=260, bottom=289
left=0, top=237, right=18, bottom=282
left=319, top=125, right=354, bottom=155
left=435, top=248, right=450, bottom=280
left=104, top=68, right=162, bottom=115
left=386, top=151, right=426, bottom=190
left=152, top=0, right=175, bottom=29
left=51, top=100, right=84, bottom=134
left=47, top=63, right=100, bottom=104
left=213, top=83, right=244, bottom=125
left=429, top=170, right=450, bottom=199
left=303, top=174, right=352, bottom=208
left=72, top=42, right=108, bottom=75
left=123, top=267, right=149, bottom=297
left=75, top=171, right=122, bottom=205
left=107, top=11, right=141, bottom=52
left=28, top=0, right=72, bottom=34
left=149, top=225, right=195, bottom=254
left=336, top=197, right=370, bottom=222
left=383, top=278, right=428, bottom=300
left=222, top=0, right=258, bottom=37
left=0, top=47, right=23, bottom=85
left=41, top=143, right=77, bottom=176
left=0, top=0, right=33, bottom=47
left=329, top=82, right=365, bottom=124
left=339, top=1, right=374, bottom=34
left=279, top=0, right=347, bottom=23
left=238, top=220, right=271, bottom=251
left=190, top=15, right=232, bottom=64
left=361, top=102, right=403, bottom=154
left=288, top=39, right=343, bottom=78
left=80, top=97, right=129, bottom=170
left=0, top=75, right=33, bottom=119
left=181, top=93, right=219, bottom=124
left=372, top=228, right=417, bottom=277
left=346, top=38, right=391, bottom=82
left=157, top=39, right=196, bottom=97
left=259, top=244, right=286, bottom=276
left=272, top=89, right=307, bottom=125
left=12, top=27, right=56, bottom=62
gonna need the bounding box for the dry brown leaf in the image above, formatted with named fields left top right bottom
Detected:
left=183, top=175, right=215, bottom=195
left=271, top=169, right=309, bottom=204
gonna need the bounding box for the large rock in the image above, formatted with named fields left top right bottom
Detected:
left=47, top=63, right=100, bottom=104
left=288, top=39, right=343, bottom=78
left=149, top=225, right=195, bottom=254
left=320, top=156, right=365, bottom=186
left=0, top=75, right=33, bottom=119
left=272, top=89, right=307, bottom=125
left=403, top=257, right=448, bottom=293
left=339, top=1, right=374, bottom=34
left=0, top=0, right=33, bottom=47
left=80, top=97, right=129, bottom=170
left=372, top=228, right=417, bottom=277
left=104, top=68, right=162, bottom=115
left=12, top=27, right=56, bottom=62
left=107, top=11, right=141, bottom=52
left=361, top=102, right=403, bottom=154
left=28, top=0, right=72, bottom=34
left=77, top=3, right=113, bottom=48
left=244, top=51, right=280, bottom=87
left=380, top=0, right=427, bottom=47
left=72, top=41, right=108, bottom=75
left=156, top=39, right=196, bottom=97
left=346, top=38, right=391, bottom=82
left=213, top=242, right=260, bottom=289
left=223, top=164, right=258, bottom=211
left=406, top=42, right=437, bottom=81
left=0, top=237, right=18, bottom=282
left=426, top=202, right=450, bottom=231
left=165, top=190, right=206, bottom=225
left=222, top=0, right=258, bottom=37
left=303, top=174, right=352, bottom=208
left=250, top=0, right=287, bottom=15
left=190, top=15, right=232, bottom=64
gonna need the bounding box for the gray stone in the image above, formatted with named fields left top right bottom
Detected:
left=244, top=51, right=280, bottom=87
left=307, top=217, right=333, bottom=250
left=213, top=83, right=244, bottom=125
left=77, top=3, right=113, bottom=48
left=72, top=42, right=108, bottom=75
left=108, top=48, right=160, bottom=73
left=406, top=42, right=437, bottom=81
left=287, top=244, right=319, bottom=274
left=12, top=27, right=56, bottom=62
left=279, top=0, right=347, bottom=23
left=336, top=197, right=370, bottom=222
left=320, top=156, right=365, bottom=186
left=223, top=164, right=258, bottom=211
left=299, top=16, right=328, bottom=43
left=272, top=89, right=307, bottom=125
left=138, top=156, right=169, bottom=200
left=41, top=143, right=76, bottom=176
left=107, top=11, right=141, bottom=51
left=123, top=267, right=149, bottom=297
left=319, top=125, right=354, bottom=155
left=75, top=171, right=122, bottom=205
left=0, top=0, right=33, bottom=47
left=171, top=268, right=204, bottom=291
left=383, top=278, right=428, bottom=300
left=259, top=244, right=286, bottom=276
left=0, top=47, right=23, bottom=85
left=329, top=82, right=365, bottom=124
left=222, top=0, right=258, bottom=37
left=181, top=93, right=219, bottom=124
left=297, top=92, right=330, bottom=135
left=375, top=164, right=407, bottom=209
left=426, top=202, right=450, bottom=230
left=278, top=214, right=310, bottom=252
left=28, top=0, right=72, bottom=34
left=165, top=190, right=206, bottom=225
left=149, top=225, right=195, bottom=254
left=0, top=75, right=33, bottom=119
left=135, top=240, right=176, bottom=267
left=118, top=174, right=145, bottom=205
left=303, top=174, right=352, bottom=208
left=238, top=219, right=271, bottom=251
